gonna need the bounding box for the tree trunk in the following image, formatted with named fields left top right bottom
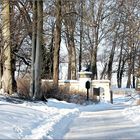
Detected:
left=10, top=4, right=17, bottom=93
left=30, top=0, right=43, bottom=100
left=118, top=58, right=126, bottom=88
left=107, top=36, right=116, bottom=81
left=49, top=23, right=55, bottom=79
left=91, top=27, right=99, bottom=79
left=90, top=27, right=98, bottom=80
left=107, top=23, right=120, bottom=81
left=79, top=0, right=84, bottom=72
left=90, top=0, right=104, bottom=80
left=67, top=33, right=76, bottom=80
left=117, top=46, right=123, bottom=88
left=126, top=58, right=132, bottom=88
left=132, top=46, right=136, bottom=88
left=34, top=0, right=43, bottom=99
left=91, top=50, right=97, bottom=79
left=126, top=71, right=131, bottom=88
left=117, top=25, right=126, bottom=88
left=71, top=42, right=76, bottom=80
left=1, top=0, right=13, bottom=94
left=30, top=0, right=37, bottom=98
left=53, top=0, right=61, bottom=86
left=133, top=75, right=135, bottom=88
left=67, top=44, right=72, bottom=80
left=0, top=63, right=2, bottom=89
left=100, top=63, right=107, bottom=79
left=0, top=47, right=3, bottom=89
left=63, top=1, right=77, bottom=80
left=0, top=66, right=1, bottom=89
left=11, top=54, right=17, bottom=92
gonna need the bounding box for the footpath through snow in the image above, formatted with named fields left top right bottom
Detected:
left=0, top=91, right=140, bottom=139
left=64, top=93, right=140, bottom=139
left=64, top=105, right=140, bottom=139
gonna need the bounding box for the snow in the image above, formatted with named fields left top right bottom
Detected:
left=0, top=96, right=79, bottom=139
left=64, top=107, right=140, bottom=139
left=0, top=89, right=140, bottom=139
left=64, top=91, right=140, bottom=139
left=123, top=106, right=140, bottom=126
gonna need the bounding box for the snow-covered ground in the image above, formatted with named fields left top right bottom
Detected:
left=0, top=89, right=140, bottom=139
left=64, top=90, right=140, bottom=139
left=0, top=95, right=80, bottom=139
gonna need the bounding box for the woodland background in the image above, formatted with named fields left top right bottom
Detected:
left=0, top=0, right=139, bottom=100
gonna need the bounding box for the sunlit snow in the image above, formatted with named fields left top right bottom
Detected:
left=0, top=89, right=140, bottom=139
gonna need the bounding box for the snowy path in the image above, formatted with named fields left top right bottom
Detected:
left=64, top=104, right=140, bottom=139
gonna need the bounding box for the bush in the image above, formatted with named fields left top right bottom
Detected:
left=43, top=85, right=71, bottom=102
left=16, top=79, right=94, bottom=104
left=43, top=83, right=94, bottom=104
left=16, top=76, right=30, bottom=99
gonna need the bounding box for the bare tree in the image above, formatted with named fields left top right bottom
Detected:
left=63, top=1, right=77, bottom=80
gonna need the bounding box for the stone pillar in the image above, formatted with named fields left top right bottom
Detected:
left=78, top=71, right=92, bottom=95
left=92, top=80, right=110, bottom=102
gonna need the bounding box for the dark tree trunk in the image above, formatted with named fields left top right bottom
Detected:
left=91, top=51, right=97, bottom=80
left=67, top=33, right=76, bottom=80
left=118, top=58, right=126, bottom=88
left=0, top=42, right=3, bottom=89
left=107, top=37, right=116, bottom=81
left=126, top=72, right=131, bottom=88
left=53, top=0, right=61, bottom=86
left=133, top=75, right=135, bottom=88
left=117, top=47, right=123, bottom=88
left=11, top=53, right=17, bottom=92
left=117, top=25, right=126, bottom=88
left=79, top=0, right=84, bottom=72
left=10, top=3, right=17, bottom=93
left=49, top=24, right=55, bottom=79
left=126, top=58, right=132, bottom=88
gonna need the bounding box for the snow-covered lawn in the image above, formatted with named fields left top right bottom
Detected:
left=0, top=89, right=140, bottom=139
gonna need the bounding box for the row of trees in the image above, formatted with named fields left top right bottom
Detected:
left=0, top=0, right=139, bottom=100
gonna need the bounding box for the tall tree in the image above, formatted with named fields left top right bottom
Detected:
left=90, top=0, right=103, bottom=79
left=63, top=1, right=77, bottom=80
left=1, top=0, right=13, bottom=94
left=53, top=0, right=62, bottom=86
left=83, top=0, right=105, bottom=79
left=34, top=0, right=43, bottom=99
left=30, top=0, right=43, bottom=100
left=30, top=0, right=37, bottom=98
left=117, top=23, right=126, bottom=88
left=79, top=0, right=84, bottom=72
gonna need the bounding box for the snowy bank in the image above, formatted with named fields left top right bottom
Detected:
left=0, top=96, right=79, bottom=139
left=123, top=106, right=140, bottom=126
